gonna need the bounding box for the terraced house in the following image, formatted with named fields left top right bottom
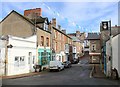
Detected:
left=49, top=18, right=73, bottom=62
left=0, top=10, right=37, bottom=76
left=86, top=33, right=101, bottom=64
left=24, top=8, right=51, bottom=69
left=0, top=9, right=51, bottom=76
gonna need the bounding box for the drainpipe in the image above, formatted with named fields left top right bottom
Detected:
left=109, top=20, right=112, bottom=76
left=4, top=36, right=9, bottom=76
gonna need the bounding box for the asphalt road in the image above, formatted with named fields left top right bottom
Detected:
left=2, top=56, right=119, bottom=86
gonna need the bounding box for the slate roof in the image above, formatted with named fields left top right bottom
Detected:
left=52, top=26, right=72, bottom=39
left=70, top=36, right=80, bottom=42
left=86, top=33, right=100, bottom=40
left=31, top=16, right=49, bottom=24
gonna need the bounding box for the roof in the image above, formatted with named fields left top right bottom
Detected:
left=0, top=10, right=51, bottom=34
left=31, top=16, right=49, bottom=24
left=70, top=36, right=80, bottom=42
left=67, top=33, right=76, bottom=36
left=111, top=26, right=120, bottom=36
left=86, top=33, right=100, bottom=40
left=52, top=26, right=72, bottom=39
left=0, top=10, right=34, bottom=25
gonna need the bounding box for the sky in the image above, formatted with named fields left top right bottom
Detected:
left=0, top=0, right=119, bottom=33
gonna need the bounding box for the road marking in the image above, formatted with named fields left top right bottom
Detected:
left=90, top=66, right=94, bottom=78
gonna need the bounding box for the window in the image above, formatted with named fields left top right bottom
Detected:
left=14, top=56, right=25, bottom=67
left=46, top=38, right=49, bottom=46
left=44, top=23, right=48, bottom=30
left=91, top=44, right=96, bottom=52
left=14, top=57, right=19, bottom=67
left=33, top=56, right=35, bottom=64
left=41, top=36, right=44, bottom=46
left=55, top=31, right=57, bottom=39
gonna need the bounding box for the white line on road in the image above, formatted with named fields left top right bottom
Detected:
left=90, top=66, right=94, bottom=78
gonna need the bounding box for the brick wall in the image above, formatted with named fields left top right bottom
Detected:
left=24, top=8, right=42, bottom=18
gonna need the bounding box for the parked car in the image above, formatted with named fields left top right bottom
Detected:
left=49, top=61, right=64, bottom=71
left=63, top=61, right=72, bottom=68
left=72, top=58, right=79, bottom=64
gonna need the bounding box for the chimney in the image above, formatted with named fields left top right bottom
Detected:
left=52, top=18, right=56, bottom=27
left=58, top=25, right=61, bottom=30
left=76, top=31, right=80, bottom=37
left=76, top=31, right=80, bottom=34
left=115, top=25, right=117, bottom=27
left=62, top=30, right=66, bottom=34
left=24, top=8, right=42, bottom=19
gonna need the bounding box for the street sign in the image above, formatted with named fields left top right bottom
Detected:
left=102, top=21, right=108, bottom=30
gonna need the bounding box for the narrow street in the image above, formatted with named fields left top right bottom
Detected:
left=2, top=56, right=119, bottom=86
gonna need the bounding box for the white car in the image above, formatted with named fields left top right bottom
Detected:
left=49, top=61, right=64, bottom=71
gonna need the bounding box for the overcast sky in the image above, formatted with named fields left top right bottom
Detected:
left=1, top=0, right=119, bottom=33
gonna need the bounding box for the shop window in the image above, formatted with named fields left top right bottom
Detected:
left=14, top=56, right=25, bottom=67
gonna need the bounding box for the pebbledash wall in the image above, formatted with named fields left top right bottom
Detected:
left=6, top=35, right=37, bottom=76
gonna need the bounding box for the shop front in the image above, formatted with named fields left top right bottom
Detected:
left=38, top=48, right=51, bottom=70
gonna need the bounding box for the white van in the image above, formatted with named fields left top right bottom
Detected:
left=49, top=61, right=64, bottom=71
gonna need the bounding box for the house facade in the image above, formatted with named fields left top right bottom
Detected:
left=6, top=35, right=36, bottom=76
left=0, top=10, right=38, bottom=75
left=86, top=33, right=101, bottom=64
left=100, top=24, right=120, bottom=76
left=24, top=9, right=51, bottom=69
left=70, top=36, right=83, bottom=62
left=68, top=31, right=85, bottom=57
left=49, top=18, right=72, bottom=62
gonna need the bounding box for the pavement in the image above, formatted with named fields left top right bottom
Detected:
left=92, top=64, right=106, bottom=78
left=0, top=70, right=49, bottom=79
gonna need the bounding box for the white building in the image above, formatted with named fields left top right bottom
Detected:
left=2, top=35, right=37, bottom=76
left=112, top=34, right=120, bottom=78
left=0, top=39, right=6, bottom=76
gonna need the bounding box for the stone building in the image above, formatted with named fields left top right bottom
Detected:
left=86, top=33, right=101, bottom=63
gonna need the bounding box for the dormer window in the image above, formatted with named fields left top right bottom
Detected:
left=44, top=20, right=48, bottom=30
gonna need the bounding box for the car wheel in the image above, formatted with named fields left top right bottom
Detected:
left=49, top=69, right=52, bottom=72
left=58, top=67, right=61, bottom=72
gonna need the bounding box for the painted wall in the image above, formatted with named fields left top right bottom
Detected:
left=1, top=12, right=34, bottom=37
left=112, top=34, right=120, bottom=77
left=0, top=40, right=6, bottom=76
left=7, top=35, right=36, bottom=76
